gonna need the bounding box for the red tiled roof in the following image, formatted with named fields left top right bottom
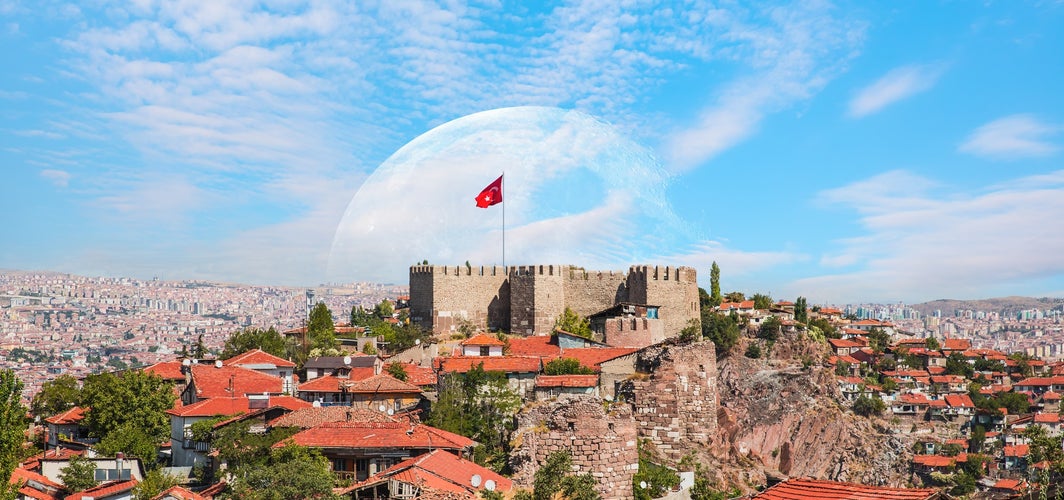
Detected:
left=942, top=338, right=971, bottom=351
left=282, top=421, right=474, bottom=451
left=223, top=349, right=296, bottom=369
left=912, top=455, right=955, bottom=467
left=896, top=393, right=931, bottom=405
left=752, top=478, right=938, bottom=499
left=535, top=375, right=599, bottom=388
left=1004, top=444, right=1030, bottom=457
left=152, top=485, right=208, bottom=500
left=10, top=467, right=65, bottom=500
left=65, top=479, right=138, bottom=500
left=944, top=394, right=974, bottom=408
left=343, top=374, right=423, bottom=395
left=354, top=449, right=512, bottom=495
left=436, top=356, right=541, bottom=374
left=1033, top=413, right=1060, bottom=423
left=828, top=339, right=863, bottom=349
left=44, top=406, right=85, bottom=425
left=189, top=364, right=283, bottom=399
left=559, top=347, right=638, bottom=371
left=142, top=361, right=186, bottom=381
left=269, top=406, right=397, bottom=429
left=393, top=363, right=437, bottom=387
left=460, top=334, right=506, bottom=347
left=1015, top=376, right=1064, bottom=387
left=992, top=478, right=1025, bottom=491
left=507, top=335, right=561, bottom=357
left=167, top=395, right=310, bottom=417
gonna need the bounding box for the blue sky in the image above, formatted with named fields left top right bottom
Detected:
left=2, top=1, right=1063, bottom=304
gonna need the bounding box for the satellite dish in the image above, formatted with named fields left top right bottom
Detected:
left=387, top=409, right=394, bottom=415
left=485, top=479, right=496, bottom=491
left=415, top=339, right=421, bottom=346
left=181, top=359, right=191, bottom=367
left=378, top=405, right=387, bottom=413
left=214, top=360, right=223, bottom=368
left=640, top=481, right=647, bottom=489
left=343, top=356, right=352, bottom=366
left=470, top=474, right=482, bottom=487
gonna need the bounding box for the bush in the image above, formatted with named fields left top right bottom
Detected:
left=852, top=394, right=886, bottom=417
left=744, top=344, right=761, bottom=359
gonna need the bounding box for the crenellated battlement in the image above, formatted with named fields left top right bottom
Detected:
left=409, top=265, right=510, bottom=277
left=628, top=265, right=696, bottom=282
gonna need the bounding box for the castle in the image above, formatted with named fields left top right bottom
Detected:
left=409, top=264, right=700, bottom=337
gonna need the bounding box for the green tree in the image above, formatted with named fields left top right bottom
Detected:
left=698, top=288, right=711, bottom=310
left=554, top=307, right=592, bottom=338
left=59, top=454, right=97, bottom=492
left=427, top=366, right=521, bottom=472
left=132, top=468, right=180, bottom=500
left=228, top=445, right=340, bottom=500
left=679, top=318, right=702, bottom=343
left=925, top=336, right=941, bottom=351
left=373, top=299, right=394, bottom=319
left=709, top=262, right=722, bottom=307
left=701, top=311, right=741, bottom=353
left=758, top=316, right=781, bottom=341
left=96, top=423, right=161, bottom=468
left=349, top=305, right=373, bottom=327
left=81, top=371, right=175, bottom=460
left=633, top=442, right=680, bottom=500
left=306, top=303, right=339, bottom=352
left=213, top=421, right=299, bottom=471
left=543, top=358, right=595, bottom=375
left=744, top=344, right=761, bottom=359
left=852, top=394, right=886, bottom=417
left=867, top=327, right=891, bottom=354
left=751, top=293, right=773, bottom=310
left=794, top=297, right=808, bottom=324
left=944, top=352, right=975, bottom=378
left=808, top=317, right=838, bottom=339
left=220, top=327, right=288, bottom=360
left=723, top=291, right=745, bottom=303
left=969, top=425, right=986, bottom=453
left=0, top=370, right=27, bottom=494
left=30, top=374, right=81, bottom=418
left=385, top=362, right=408, bottom=381
left=192, top=334, right=208, bottom=358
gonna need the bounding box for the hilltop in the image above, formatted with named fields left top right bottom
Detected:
left=911, top=296, right=1064, bottom=317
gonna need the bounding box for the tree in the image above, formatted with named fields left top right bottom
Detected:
left=852, top=394, right=885, bottom=417
left=192, top=334, right=208, bottom=358
left=751, top=293, right=773, bottom=310
left=925, top=336, right=941, bottom=351
left=533, top=450, right=600, bottom=500
left=554, top=307, right=592, bottom=338
left=723, top=292, right=745, bottom=303
left=944, top=352, right=975, bottom=379
left=679, top=318, right=701, bottom=343
left=544, top=358, right=595, bottom=375
left=794, top=297, right=808, bottom=324
left=81, top=371, right=176, bottom=461
left=709, top=262, right=722, bottom=307
left=96, top=423, right=161, bottom=468
left=373, top=299, right=394, bottom=319
left=306, top=303, right=339, bottom=352
left=132, top=469, right=180, bottom=500
left=758, top=316, right=782, bottom=341
left=808, top=317, right=838, bottom=339
left=220, top=327, right=288, bottom=360
left=633, top=441, right=680, bottom=500
left=30, top=374, right=81, bottom=418
left=228, top=445, right=341, bottom=500
left=701, top=311, right=740, bottom=353
left=59, top=454, right=97, bottom=492
left=385, top=363, right=408, bottom=381
left=350, top=305, right=373, bottom=327
left=867, top=327, right=891, bottom=354
left=427, top=366, right=521, bottom=472
left=0, top=370, right=27, bottom=491
left=744, top=344, right=761, bottom=359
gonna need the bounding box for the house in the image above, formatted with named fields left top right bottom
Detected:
left=837, top=377, right=864, bottom=401
left=990, top=478, right=1027, bottom=496
left=717, top=300, right=755, bottom=314
left=10, top=466, right=66, bottom=500
left=435, top=356, right=541, bottom=397
left=64, top=479, right=138, bottom=500
left=1003, top=444, right=1030, bottom=470
left=39, top=457, right=145, bottom=486
left=222, top=349, right=296, bottom=394
left=1013, top=376, right=1064, bottom=395
left=912, top=455, right=957, bottom=474
left=533, top=375, right=599, bottom=400
left=44, top=407, right=95, bottom=449
left=335, top=374, right=424, bottom=413
left=892, top=393, right=931, bottom=417
left=828, top=338, right=864, bottom=357
left=943, top=394, right=976, bottom=420
left=457, top=334, right=505, bottom=357
left=269, top=406, right=397, bottom=430
left=278, top=421, right=474, bottom=482
left=342, top=449, right=512, bottom=499
left=849, top=319, right=896, bottom=336
left=752, top=477, right=940, bottom=499
left=587, top=303, right=664, bottom=349
left=305, top=355, right=380, bottom=381
left=167, top=395, right=311, bottom=467
left=181, top=363, right=286, bottom=405
left=941, top=338, right=972, bottom=353
left=929, top=375, right=966, bottom=395
left=1032, top=412, right=1062, bottom=436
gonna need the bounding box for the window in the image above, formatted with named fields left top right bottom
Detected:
left=332, top=458, right=347, bottom=471
left=480, top=346, right=490, bottom=356
left=394, top=398, right=402, bottom=411
left=356, top=459, right=368, bottom=473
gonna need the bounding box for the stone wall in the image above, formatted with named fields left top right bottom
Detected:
left=626, top=340, right=718, bottom=463
left=627, top=265, right=700, bottom=340
left=409, top=265, right=509, bottom=333
left=510, top=265, right=566, bottom=335
left=562, top=268, right=628, bottom=318
left=510, top=396, right=639, bottom=499
left=603, top=317, right=665, bottom=349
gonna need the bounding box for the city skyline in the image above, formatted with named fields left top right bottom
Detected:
left=3, top=2, right=1063, bottom=304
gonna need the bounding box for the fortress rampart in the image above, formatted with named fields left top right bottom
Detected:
left=409, top=264, right=698, bottom=338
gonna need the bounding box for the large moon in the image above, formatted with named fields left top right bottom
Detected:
left=327, top=106, right=686, bottom=284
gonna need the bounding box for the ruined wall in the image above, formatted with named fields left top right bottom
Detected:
left=627, top=266, right=700, bottom=339
left=627, top=340, right=718, bottom=463
left=509, top=265, right=566, bottom=335
left=408, top=266, right=509, bottom=333
left=562, top=268, right=628, bottom=318
left=603, top=317, right=665, bottom=349
left=511, top=396, right=638, bottom=499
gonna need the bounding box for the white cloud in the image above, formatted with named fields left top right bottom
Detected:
left=848, top=63, right=945, bottom=118
left=796, top=169, right=1064, bottom=303
left=39, top=169, right=70, bottom=187
left=959, top=114, right=1060, bottom=159
left=666, top=240, right=807, bottom=277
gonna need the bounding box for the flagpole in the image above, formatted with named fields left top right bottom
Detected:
left=502, top=171, right=506, bottom=271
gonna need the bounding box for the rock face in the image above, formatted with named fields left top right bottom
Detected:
left=510, top=396, right=639, bottom=499
left=706, top=336, right=914, bottom=489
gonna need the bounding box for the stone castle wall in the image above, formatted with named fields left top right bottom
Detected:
left=409, top=264, right=699, bottom=338
left=510, top=396, right=638, bottom=499
left=626, top=341, right=718, bottom=463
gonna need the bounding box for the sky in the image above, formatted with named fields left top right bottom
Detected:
left=2, top=1, right=1063, bottom=305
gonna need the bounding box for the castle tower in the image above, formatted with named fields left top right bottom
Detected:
left=626, top=265, right=700, bottom=337
left=509, top=265, right=566, bottom=335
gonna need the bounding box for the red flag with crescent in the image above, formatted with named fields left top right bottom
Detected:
left=475, top=175, right=503, bottom=208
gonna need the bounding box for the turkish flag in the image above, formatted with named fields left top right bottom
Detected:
left=475, top=175, right=503, bottom=208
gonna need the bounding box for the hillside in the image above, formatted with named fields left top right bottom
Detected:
left=911, top=296, right=1064, bottom=317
